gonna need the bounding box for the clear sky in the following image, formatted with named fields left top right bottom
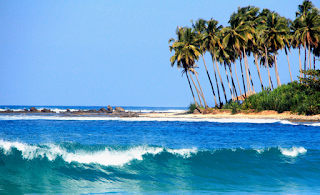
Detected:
left=1, top=0, right=319, bottom=107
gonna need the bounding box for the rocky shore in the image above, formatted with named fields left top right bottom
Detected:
left=1, top=106, right=320, bottom=122
left=0, top=105, right=139, bottom=118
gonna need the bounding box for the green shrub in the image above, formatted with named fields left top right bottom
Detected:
left=242, top=77, right=320, bottom=115
left=222, top=100, right=241, bottom=114
left=188, top=103, right=197, bottom=113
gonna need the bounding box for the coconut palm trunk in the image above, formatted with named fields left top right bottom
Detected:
left=247, top=63, right=255, bottom=92
left=284, top=47, right=293, bottom=82
left=188, top=71, right=203, bottom=108
left=194, top=71, right=209, bottom=108
left=273, top=54, right=281, bottom=87
left=269, top=73, right=274, bottom=90
left=239, top=56, right=247, bottom=98
left=213, top=51, right=228, bottom=103
left=211, top=55, right=222, bottom=107
left=201, top=55, right=218, bottom=107
left=228, top=65, right=238, bottom=99
left=314, top=53, right=316, bottom=70
left=243, top=48, right=251, bottom=92
left=233, top=61, right=242, bottom=96
left=308, top=44, right=311, bottom=70
left=224, top=64, right=233, bottom=99
left=265, top=46, right=272, bottom=89
left=254, top=54, right=264, bottom=90
left=299, top=46, right=302, bottom=79
left=304, top=45, right=307, bottom=79
left=185, top=72, right=199, bottom=108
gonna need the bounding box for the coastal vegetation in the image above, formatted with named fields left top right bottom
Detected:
left=169, top=0, right=320, bottom=115
left=223, top=69, right=320, bottom=115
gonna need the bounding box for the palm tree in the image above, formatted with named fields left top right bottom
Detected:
left=298, top=8, right=320, bottom=70
left=187, top=69, right=204, bottom=108
left=258, top=47, right=275, bottom=90
left=236, top=6, right=260, bottom=93
left=203, top=19, right=226, bottom=107
left=284, top=18, right=293, bottom=82
left=229, top=50, right=242, bottom=98
left=192, top=19, right=218, bottom=107
left=295, top=0, right=316, bottom=73
left=258, top=11, right=288, bottom=87
left=169, top=27, right=202, bottom=108
left=291, top=18, right=304, bottom=78
left=217, top=46, right=239, bottom=99
left=221, top=17, right=247, bottom=97
left=189, top=65, right=209, bottom=108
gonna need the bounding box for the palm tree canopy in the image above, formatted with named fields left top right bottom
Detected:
left=169, top=27, right=201, bottom=70
left=202, top=19, right=223, bottom=54
left=298, top=8, right=320, bottom=48
left=257, top=12, right=289, bottom=53
left=296, top=0, right=315, bottom=18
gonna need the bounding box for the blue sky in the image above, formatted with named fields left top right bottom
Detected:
left=1, top=0, right=319, bottom=107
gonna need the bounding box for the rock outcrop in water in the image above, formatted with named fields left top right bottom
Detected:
left=30, top=107, right=38, bottom=112
left=115, top=107, right=125, bottom=112
left=107, top=105, right=113, bottom=113
left=0, top=106, right=138, bottom=117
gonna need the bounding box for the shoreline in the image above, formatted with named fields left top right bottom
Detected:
left=1, top=109, right=320, bottom=122
left=138, top=111, right=320, bottom=122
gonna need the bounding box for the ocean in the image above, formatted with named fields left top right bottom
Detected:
left=0, top=106, right=320, bottom=194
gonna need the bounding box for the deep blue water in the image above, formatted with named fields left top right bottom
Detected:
left=0, top=106, right=320, bottom=194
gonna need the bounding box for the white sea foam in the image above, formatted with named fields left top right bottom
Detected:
left=0, top=140, right=164, bottom=166
left=167, top=148, right=198, bottom=158
left=255, top=148, right=265, bottom=154
left=1, top=115, right=319, bottom=126
left=0, top=115, right=281, bottom=123
left=302, top=123, right=320, bottom=127
left=0, top=108, right=24, bottom=112
left=280, top=147, right=307, bottom=157
left=50, top=108, right=84, bottom=113
left=280, top=120, right=299, bottom=126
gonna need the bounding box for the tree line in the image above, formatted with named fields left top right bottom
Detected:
left=169, top=0, right=320, bottom=109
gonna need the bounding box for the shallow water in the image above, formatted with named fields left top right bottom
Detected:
left=0, top=106, right=319, bottom=194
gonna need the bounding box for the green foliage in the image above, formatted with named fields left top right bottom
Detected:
left=242, top=76, right=320, bottom=115
left=222, top=100, right=241, bottom=114
left=299, top=69, right=320, bottom=90
left=188, top=103, right=197, bottom=113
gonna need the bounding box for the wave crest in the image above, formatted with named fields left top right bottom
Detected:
left=0, top=141, right=309, bottom=167
left=280, top=147, right=307, bottom=157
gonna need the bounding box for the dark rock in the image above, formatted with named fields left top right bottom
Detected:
left=24, top=109, right=28, bottom=111
left=30, top=107, right=38, bottom=112
left=107, top=105, right=113, bottom=113
left=41, top=108, right=51, bottom=113
left=193, top=109, right=201, bottom=114
left=99, top=107, right=107, bottom=112
left=115, top=107, right=125, bottom=112
left=66, top=109, right=71, bottom=112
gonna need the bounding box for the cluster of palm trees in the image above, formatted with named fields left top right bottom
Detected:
left=169, top=0, right=320, bottom=109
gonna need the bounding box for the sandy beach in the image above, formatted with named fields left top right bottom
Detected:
left=139, top=110, right=320, bottom=122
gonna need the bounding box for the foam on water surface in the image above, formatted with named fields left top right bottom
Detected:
left=1, top=114, right=319, bottom=126
left=0, top=115, right=281, bottom=123
left=280, top=146, right=307, bottom=157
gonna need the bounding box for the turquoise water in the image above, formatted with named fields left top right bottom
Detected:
left=0, top=106, right=320, bottom=194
